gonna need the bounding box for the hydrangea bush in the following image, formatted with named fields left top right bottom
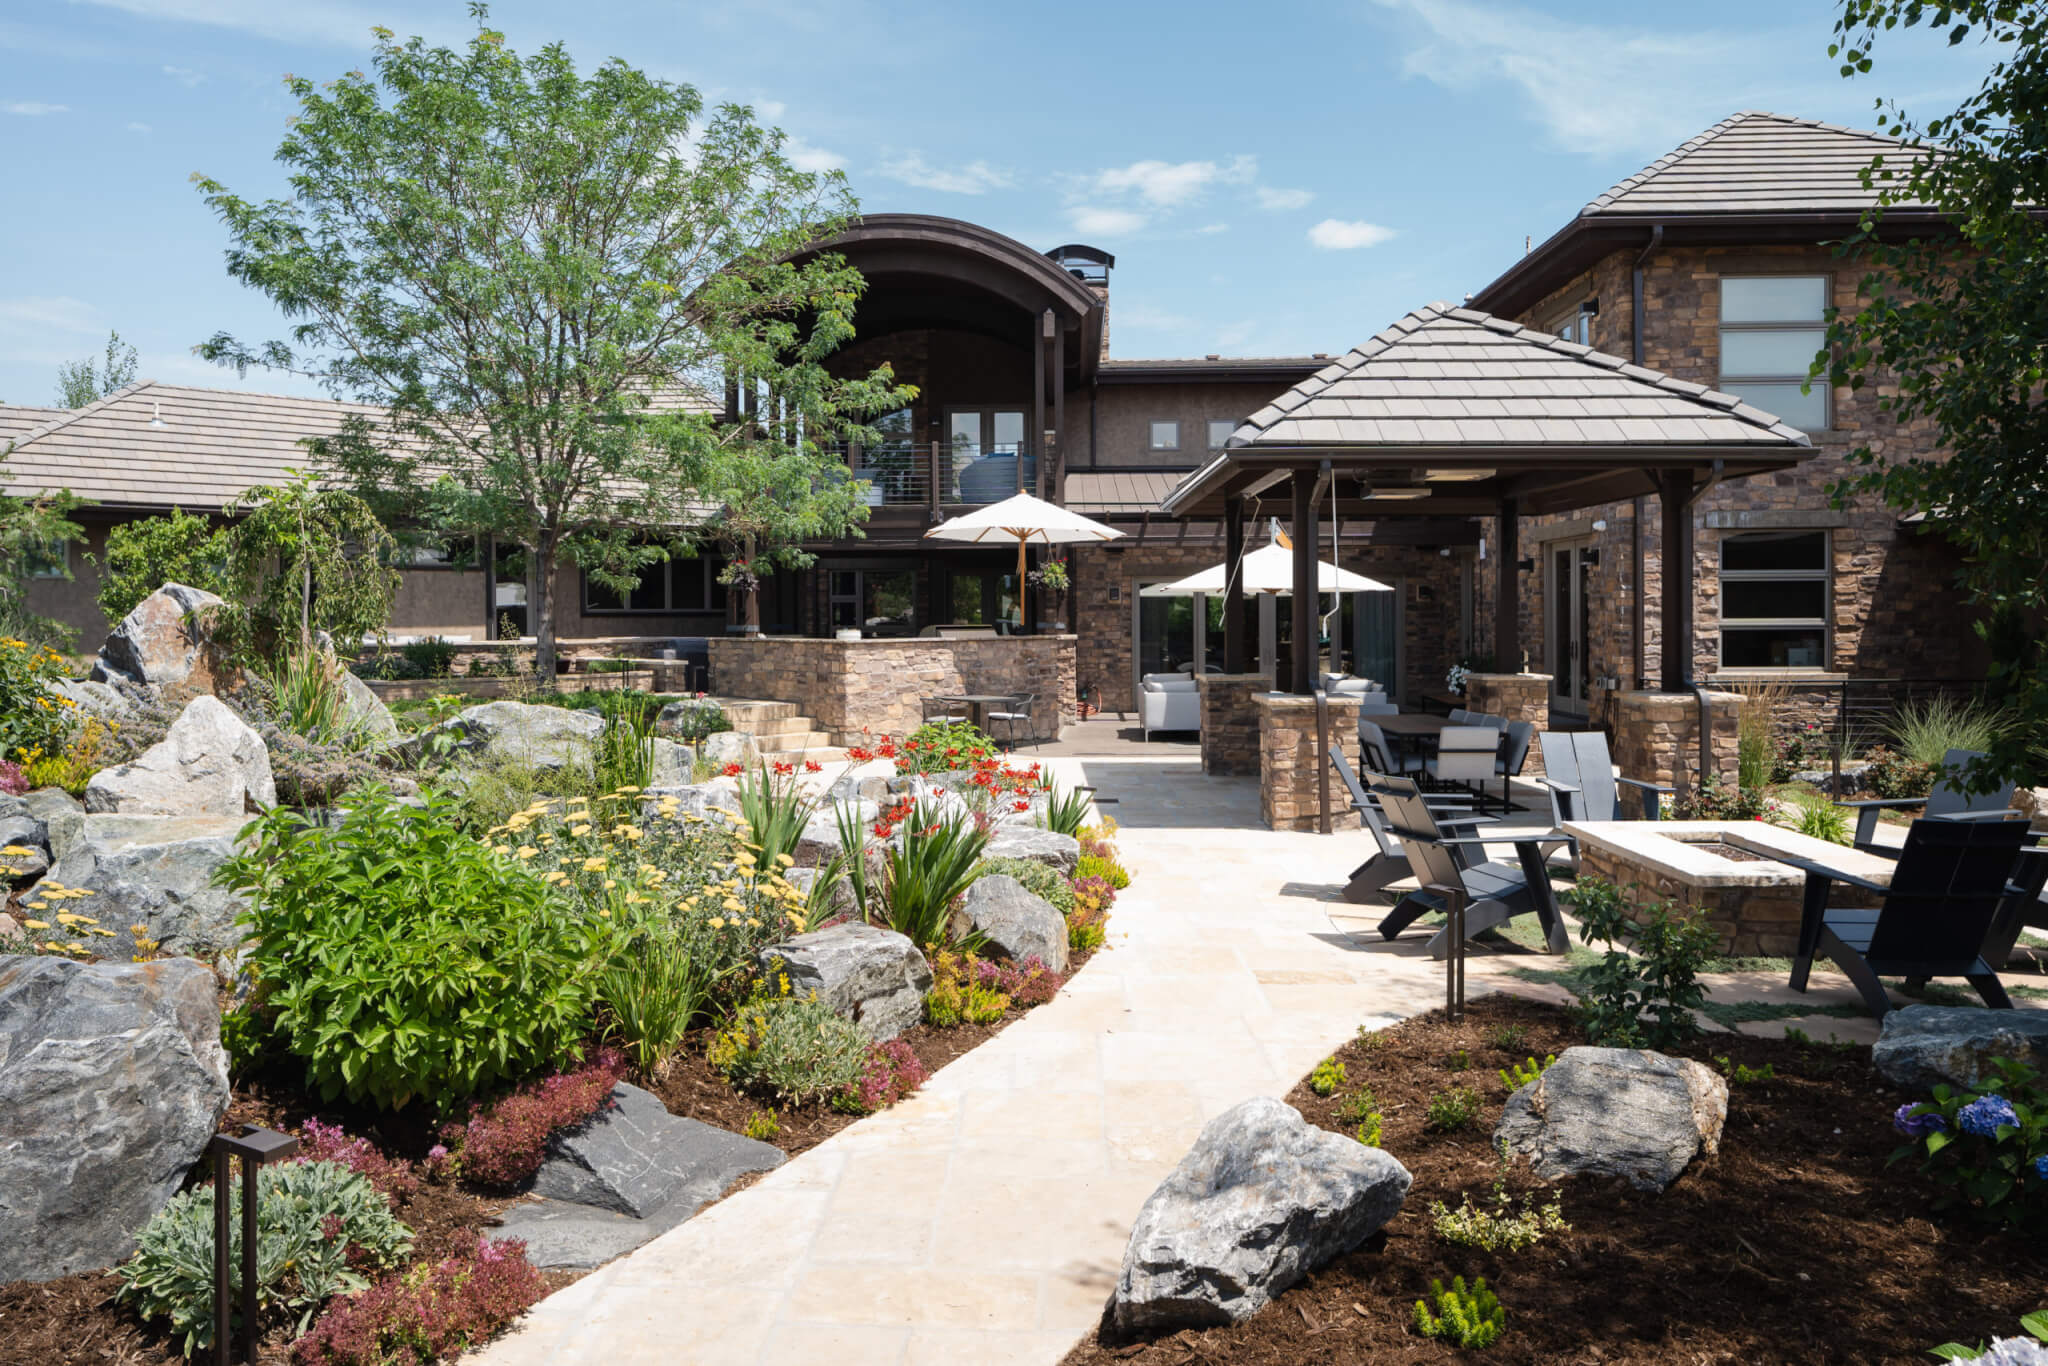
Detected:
left=1891, top=1057, right=2048, bottom=1230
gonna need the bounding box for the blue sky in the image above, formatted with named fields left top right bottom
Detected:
left=0, top=0, right=1989, bottom=405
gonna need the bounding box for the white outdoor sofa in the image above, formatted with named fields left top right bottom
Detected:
left=1140, top=672, right=1201, bottom=740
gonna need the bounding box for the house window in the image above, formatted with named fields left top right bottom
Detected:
left=1550, top=299, right=1598, bottom=347
left=25, top=540, right=68, bottom=579
left=1148, top=421, right=1180, bottom=451
left=584, top=553, right=727, bottom=614
left=1719, top=530, right=1829, bottom=669
left=1719, top=275, right=1829, bottom=430
left=1207, top=419, right=1236, bottom=450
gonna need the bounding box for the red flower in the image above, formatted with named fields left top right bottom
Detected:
left=772, top=761, right=795, bottom=776
left=1013, top=800, right=1030, bottom=812
left=846, top=746, right=874, bottom=762
left=804, top=760, right=822, bottom=773
left=721, top=762, right=743, bottom=777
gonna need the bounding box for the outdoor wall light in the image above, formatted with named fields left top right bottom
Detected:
left=1515, top=556, right=1536, bottom=573
left=211, top=1125, right=301, bottom=1365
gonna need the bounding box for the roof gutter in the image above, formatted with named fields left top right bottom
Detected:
left=1628, top=223, right=1664, bottom=694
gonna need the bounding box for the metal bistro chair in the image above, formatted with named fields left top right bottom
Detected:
left=986, top=693, right=1036, bottom=751
left=1782, top=817, right=2031, bottom=1018
left=1835, top=747, right=2017, bottom=855
left=922, top=695, right=969, bottom=727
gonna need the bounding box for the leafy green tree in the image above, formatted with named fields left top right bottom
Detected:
left=0, top=442, right=85, bottom=650
left=215, top=472, right=400, bottom=660
left=1824, top=1, right=2048, bottom=784
left=55, top=329, right=139, bottom=408
left=195, top=8, right=906, bottom=675
left=93, top=508, right=232, bottom=624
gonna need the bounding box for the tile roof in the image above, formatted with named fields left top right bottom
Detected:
left=1230, top=302, right=1811, bottom=451
left=1584, top=110, right=1933, bottom=217
left=0, top=404, right=70, bottom=446
left=1063, top=470, right=1187, bottom=513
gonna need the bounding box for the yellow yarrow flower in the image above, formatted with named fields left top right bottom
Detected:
left=707, top=917, right=725, bottom=930
left=516, top=846, right=538, bottom=861
left=21, top=919, right=49, bottom=930
left=543, top=869, right=568, bottom=885
left=571, top=824, right=593, bottom=837
left=581, top=857, right=607, bottom=872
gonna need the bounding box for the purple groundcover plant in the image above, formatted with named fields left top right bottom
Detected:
left=1958, top=1094, right=2020, bottom=1138
left=1894, top=1102, right=1947, bottom=1140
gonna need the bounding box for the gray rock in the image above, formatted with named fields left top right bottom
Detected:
left=0, top=824, right=49, bottom=883
left=84, top=696, right=277, bottom=820
left=700, top=730, right=759, bottom=769
left=985, top=824, right=1081, bottom=875
left=640, top=779, right=743, bottom=825
left=1873, top=1005, right=2048, bottom=1093
left=32, top=815, right=252, bottom=965
left=0, top=955, right=230, bottom=1280
left=90, top=583, right=231, bottom=699
left=492, top=1195, right=698, bottom=1270
left=953, top=874, right=1069, bottom=973
left=827, top=763, right=894, bottom=805
left=649, top=737, right=694, bottom=789
left=793, top=801, right=876, bottom=869
left=45, top=677, right=135, bottom=720
left=407, top=701, right=602, bottom=772
left=1110, top=1097, right=1412, bottom=1335
left=337, top=670, right=400, bottom=748
left=0, top=811, right=48, bottom=854
left=759, top=923, right=932, bottom=1041
left=529, top=1082, right=784, bottom=1219
left=1496, top=1046, right=1727, bottom=1194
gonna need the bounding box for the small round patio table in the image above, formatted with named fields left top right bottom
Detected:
left=934, top=693, right=1020, bottom=733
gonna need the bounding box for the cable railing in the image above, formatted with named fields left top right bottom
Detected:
left=826, top=442, right=1039, bottom=508
left=1747, top=675, right=1993, bottom=791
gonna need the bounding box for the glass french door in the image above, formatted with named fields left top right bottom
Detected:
left=829, top=569, right=917, bottom=637
left=1547, top=542, right=1593, bottom=717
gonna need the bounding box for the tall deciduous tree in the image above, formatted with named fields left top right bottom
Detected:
left=54, top=330, right=138, bottom=408
left=195, top=8, right=905, bottom=676
left=1825, top=0, right=2048, bottom=782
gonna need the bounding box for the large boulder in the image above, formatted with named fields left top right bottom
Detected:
left=700, top=730, right=759, bottom=770
left=1496, top=1046, right=1727, bottom=1194
left=90, top=583, right=232, bottom=700
left=640, top=779, right=743, bottom=826
left=0, top=956, right=231, bottom=1281
left=1110, top=1097, right=1412, bottom=1335
left=1873, top=1005, right=2048, bottom=1093
left=0, top=815, right=49, bottom=884
left=31, top=814, right=252, bottom=965
left=84, top=696, right=276, bottom=819
left=827, top=761, right=894, bottom=805
left=407, top=701, right=602, bottom=772
left=953, top=874, right=1069, bottom=973
left=44, top=677, right=135, bottom=721
left=758, top=923, right=932, bottom=1042
left=985, top=824, right=1081, bottom=875
left=649, top=737, right=694, bottom=789
left=337, top=670, right=400, bottom=748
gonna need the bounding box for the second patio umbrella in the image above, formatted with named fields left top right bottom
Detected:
left=1141, top=538, right=1395, bottom=596
left=924, top=491, right=1124, bottom=582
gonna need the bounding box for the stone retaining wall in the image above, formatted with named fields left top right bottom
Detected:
left=1464, top=672, right=1551, bottom=778
left=1611, top=689, right=1741, bottom=795
left=1255, top=692, right=1365, bottom=832
left=1198, top=674, right=1270, bottom=776
left=706, top=636, right=1076, bottom=744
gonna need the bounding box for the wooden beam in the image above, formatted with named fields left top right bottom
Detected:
left=1493, top=495, right=1519, bottom=670
left=1223, top=496, right=1246, bottom=673
left=1659, top=469, right=1695, bottom=691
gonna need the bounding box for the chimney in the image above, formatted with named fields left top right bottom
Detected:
left=1045, top=244, right=1114, bottom=360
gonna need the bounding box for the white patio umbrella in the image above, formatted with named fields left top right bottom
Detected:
left=924, top=491, right=1124, bottom=582
left=1141, top=539, right=1394, bottom=597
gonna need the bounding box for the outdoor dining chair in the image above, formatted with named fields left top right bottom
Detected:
left=1493, top=719, right=1534, bottom=812
left=1369, top=772, right=1566, bottom=958
left=1427, top=725, right=1503, bottom=811
left=1834, top=747, right=2016, bottom=855
left=1359, top=718, right=1424, bottom=777
left=1780, top=816, right=2030, bottom=1018
left=922, top=696, right=970, bottom=727
left=986, top=693, right=1036, bottom=751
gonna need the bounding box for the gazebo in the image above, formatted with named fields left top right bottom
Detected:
left=1157, top=302, right=1814, bottom=829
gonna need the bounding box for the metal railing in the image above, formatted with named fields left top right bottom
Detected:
left=1742, top=676, right=1990, bottom=791
left=826, top=442, right=1038, bottom=508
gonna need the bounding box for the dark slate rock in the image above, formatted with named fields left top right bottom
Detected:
left=492, top=1195, right=698, bottom=1270
left=1496, top=1046, right=1727, bottom=1194
left=1873, top=1005, right=2048, bottom=1093
left=528, top=1082, right=784, bottom=1220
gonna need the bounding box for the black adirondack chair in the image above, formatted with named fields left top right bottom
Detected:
left=1328, top=746, right=1481, bottom=903
left=1781, top=817, right=2029, bottom=1018
left=1370, top=773, right=1569, bottom=958
left=1835, top=747, right=2016, bottom=854
left=1537, top=730, right=1671, bottom=824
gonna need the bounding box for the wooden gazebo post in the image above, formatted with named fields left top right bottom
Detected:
left=1290, top=468, right=1319, bottom=695
left=1658, top=468, right=1695, bottom=691
left=1223, top=495, right=1247, bottom=673
left=1494, top=494, right=1520, bottom=672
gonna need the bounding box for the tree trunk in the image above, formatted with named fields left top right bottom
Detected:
left=532, top=540, right=557, bottom=683
left=741, top=534, right=761, bottom=633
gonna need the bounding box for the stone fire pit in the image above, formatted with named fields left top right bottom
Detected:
left=1560, top=821, right=1898, bottom=957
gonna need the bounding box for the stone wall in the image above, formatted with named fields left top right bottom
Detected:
left=1463, top=672, right=1551, bottom=778
left=1255, top=692, right=1365, bottom=832
left=706, top=635, right=1076, bottom=744
left=1198, top=674, right=1270, bottom=776
left=1610, top=689, right=1742, bottom=795
left=1577, top=844, right=1806, bottom=958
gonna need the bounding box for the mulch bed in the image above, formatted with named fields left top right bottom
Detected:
left=1062, top=995, right=2048, bottom=1366
left=0, top=945, right=1097, bottom=1366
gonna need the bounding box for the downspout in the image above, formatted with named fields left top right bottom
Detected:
left=1629, top=224, right=1663, bottom=699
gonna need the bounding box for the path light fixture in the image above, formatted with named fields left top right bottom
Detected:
left=211, top=1125, right=300, bottom=1365
left=1427, top=882, right=1468, bottom=1022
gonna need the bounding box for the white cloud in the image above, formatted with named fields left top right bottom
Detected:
left=66, top=0, right=436, bottom=49
left=1366, top=0, right=1816, bottom=159
left=1115, top=303, right=1195, bottom=333
left=1068, top=205, right=1146, bottom=236
left=126, top=121, right=152, bottom=133
left=1255, top=186, right=1315, bottom=211
left=1092, top=154, right=1256, bottom=207
left=0, top=296, right=101, bottom=335
left=756, top=100, right=787, bottom=120
left=162, top=63, right=204, bottom=86
left=1308, top=218, right=1397, bottom=249
left=878, top=152, right=1012, bottom=195
left=784, top=136, right=844, bottom=173
left=4, top=101, right=68, bottom=116
left=1195, top=222, right=1230, bottom=235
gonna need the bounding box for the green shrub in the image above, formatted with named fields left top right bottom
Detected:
left=400, top=636, right=457, bottom=679
left=1772, top=790, right=1852, bottom=845
left=1563, top=877, right=1718, bottom=1050
left=1892, top=1057, right=2048, bottom=1231
left=1339, top=1085, right=1385, bottom=1147
left=880, top=798, right=992, bottom=947
left=1413, top=1275, right=1505, bottom=1349
left=1498, top=1054, right=1555, bottom=1091
left=657, top=696, right=731, bottom=742
left=895, top=720, right=996, bottom=775
left=443, top=754, right=596, bottom=835
left=93, top=509, right=231, bottom=624
left=736, top=762, right=821, bottom=867
left=1863, top=743, right=1937, bottom=800
left=114, top=1159, right=412, bottom=1356
left=1309, top=1057, right=1347, bottom=1096
left=1036, top=782, right=1092, bottom=837
left=1485, top=1022, right=1529, bottom=1053
left=1714, top=1055, right=1777, bottom=1085
left=594, top=705, right=655, bottom=794
left=219, top=786, right=604, bottom=1110
left=1670, top=773, right=1770, bottom=820
left=1426, top=1085, right=1481, bottom=1132
left=925, top=949, right=1011, bottom=1026
left=1429, top=1142, right=1568, bottom=1253
left=1886, top=695, right=2012, bottom=769
left=1076, top=851, right=1129, bottom=891
left=708, top=990, right=871, bottom=1104
left=980, top=856, right=1074, bottom=916
left=0, top=636, right=78, bottom=766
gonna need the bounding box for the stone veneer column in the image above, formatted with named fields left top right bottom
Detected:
left=1610, top=689, right=1742, bottom=795
left=1254, top=692, right=1366, bottom=832
left=1462, top=672, right=1552, bottom=778
left=1196, top=674, right=1271, bottom=776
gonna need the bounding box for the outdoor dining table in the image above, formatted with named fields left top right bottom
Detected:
left=934, top=693, right=1020, bottom=733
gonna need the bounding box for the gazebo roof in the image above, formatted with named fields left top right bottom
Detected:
left=1160, top=302, right=1812, bottom=518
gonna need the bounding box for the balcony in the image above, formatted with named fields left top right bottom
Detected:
left=830, top=441, right=1040, bottom=508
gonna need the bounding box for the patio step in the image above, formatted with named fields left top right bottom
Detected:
left=715, top=699, right=802, bottom=728
left=756, top=730, right=837, bottom=757
left=729, top=713, right=822, bottom=738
